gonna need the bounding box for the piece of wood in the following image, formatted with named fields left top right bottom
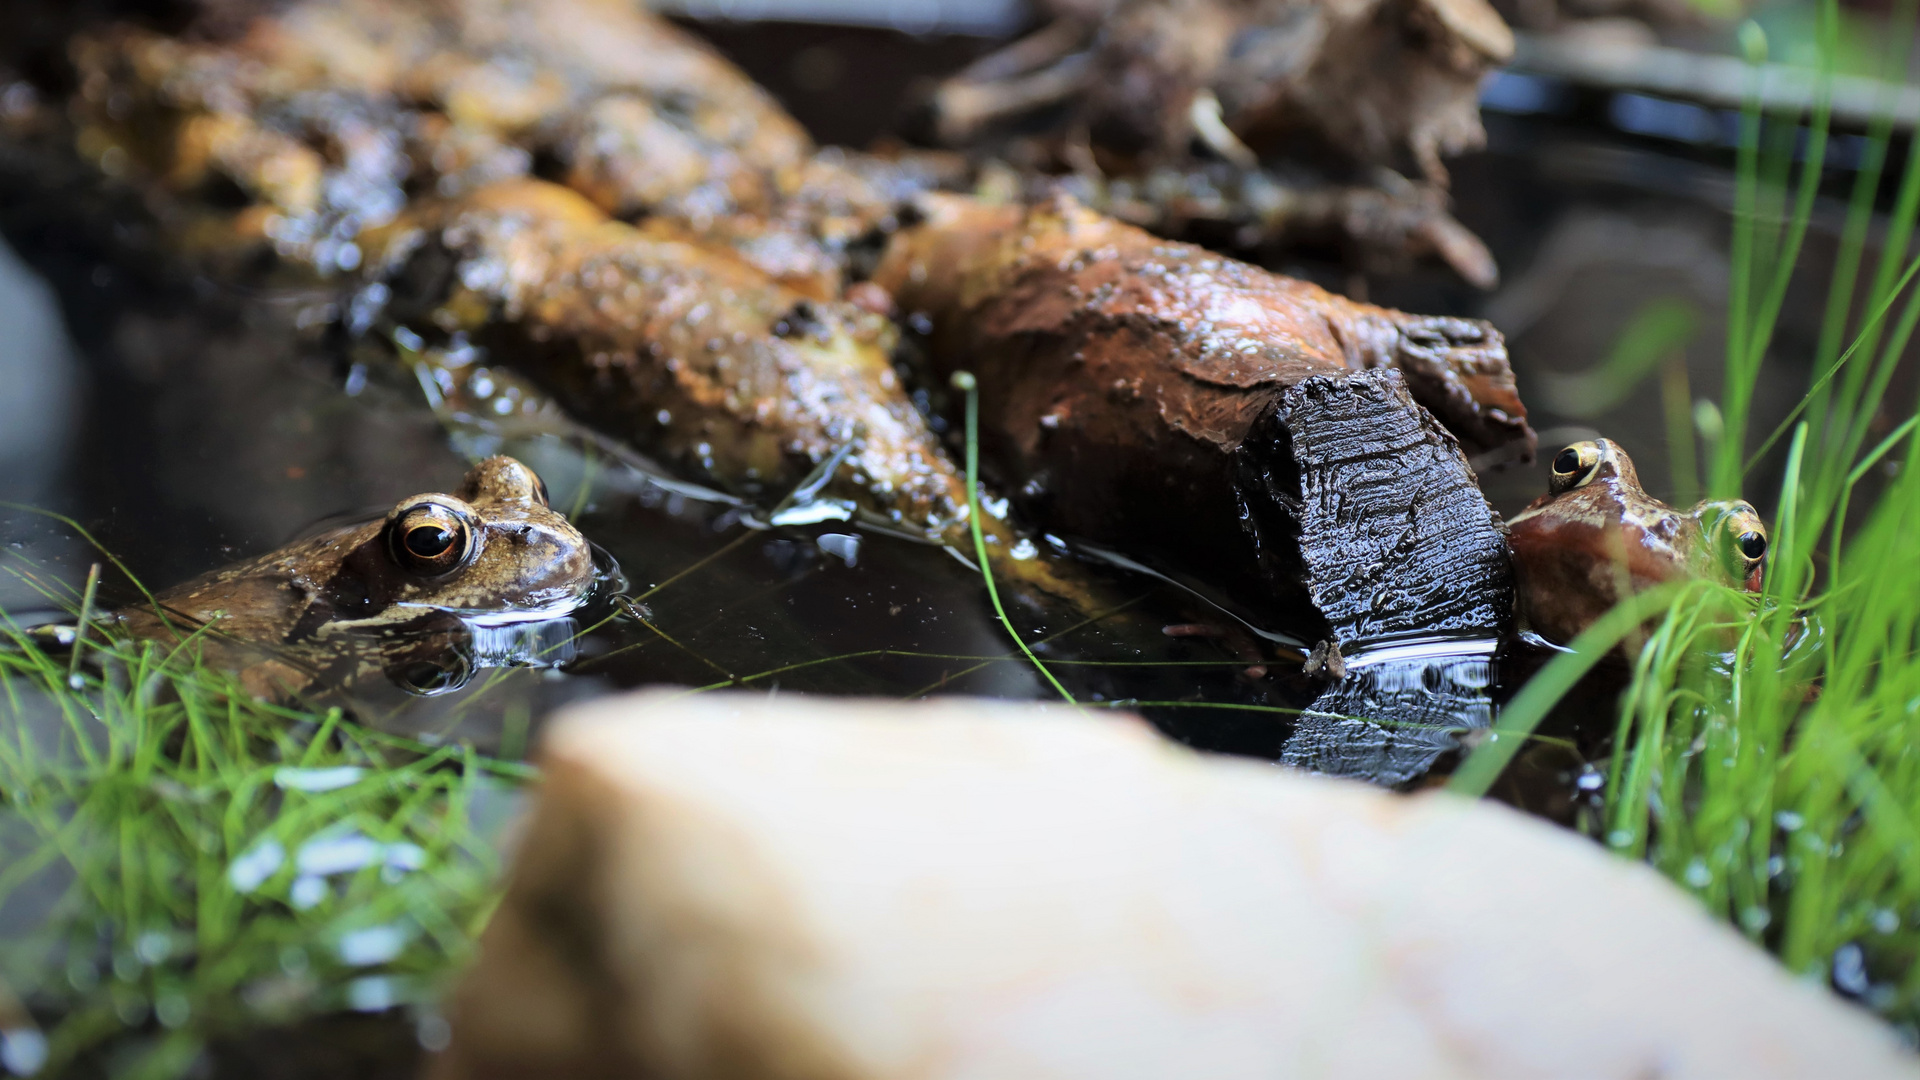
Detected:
left=1253, top=371, right=1512, bottom=639
left=877, top=195, right=1524, bottom=638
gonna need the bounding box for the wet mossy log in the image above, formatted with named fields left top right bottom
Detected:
left=371, top=180, right=971, bottom=536
left=876, top=195, right=1525, bottom=639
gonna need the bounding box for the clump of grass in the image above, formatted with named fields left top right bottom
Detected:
left=0, top=603, right=525, bottom=1078
left=1455, top=1, right=1920, bottom=1030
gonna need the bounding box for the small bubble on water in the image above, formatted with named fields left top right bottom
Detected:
left=417, top=1013, right=453, bottom=1053
left=1009, top=538, right=1038, bottom=560
left=347, top=976, right=398, bottom=1013
left=273, top=766, right=365, bottom=793
left=296, top=832, right=382, bottom=876
left=1574, top=770, right=1604, bottom=792
left=1775, top=810, right=1805, bottom=832
left=135, top=931, right=171, bottom=965
left=383, top=842, right=427, bottom=877
left=66, top=959, right=98, bottom=992
left=1834, top=943, right=1870, bottom=996
left=338, top=924, right=411, bottom=967
left=227, top=840, right=285, bottom=893
left=1, top=1029, right=49, bottom=1076
left=154, top=992, right=191, bottom=1029
left=290, top=875, right=328, bottom=911
left=1874, top=909, right=1901, bottom=935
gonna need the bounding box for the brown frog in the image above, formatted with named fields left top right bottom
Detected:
left=117, top=456, right=595, bottom=698
left=1507, top=439, right=1768, bottom=645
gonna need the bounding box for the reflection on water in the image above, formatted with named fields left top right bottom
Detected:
left=1282, top=641, right=1497, bottom=788
left=0, top=238, right=77, bottom=505
left=0, top=237, right=80, bottom=616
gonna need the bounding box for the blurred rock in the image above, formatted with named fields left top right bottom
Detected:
left=430, top=690, right=1918, bottom=1080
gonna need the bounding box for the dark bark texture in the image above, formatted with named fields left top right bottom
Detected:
left=1248, top=371, right=1512, bottom=640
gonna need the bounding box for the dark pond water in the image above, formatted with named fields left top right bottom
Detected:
left=0, top=15, right=1907, bottom=1077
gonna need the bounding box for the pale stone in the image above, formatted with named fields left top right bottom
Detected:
left=430, top=690, right=1918, bottom=1080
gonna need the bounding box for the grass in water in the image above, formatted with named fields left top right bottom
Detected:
left=950, top=371, right=1079, bottom=706
left=1454, top=4, right=1920, bottom=1029
left=0, top=601, right=522, bottom=1077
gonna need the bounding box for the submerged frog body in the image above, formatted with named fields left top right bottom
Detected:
left=1506, top=439, right=1768, bottom=645
left=118, top=456, right=595, bottom=697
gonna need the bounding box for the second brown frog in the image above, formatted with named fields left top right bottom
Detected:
left=1507, top=439, right=1769, bottom=646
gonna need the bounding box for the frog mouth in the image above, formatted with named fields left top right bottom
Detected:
left=392, top=539, right=622, bottom=627
left=393, top=595, right=591, bottom=627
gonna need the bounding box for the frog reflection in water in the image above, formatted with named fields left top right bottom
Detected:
left=117, top=456, right=596, bottom=698
left=1506, top=439, right=1768, bottom=645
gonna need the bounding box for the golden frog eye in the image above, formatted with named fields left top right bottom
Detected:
left=388, top=502, right=476, bottom=577
left=1549, top=442, right=1602, bottom=495
left=1692, top=499, right=1768, bottom=590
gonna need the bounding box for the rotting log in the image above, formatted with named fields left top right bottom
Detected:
left=875, top=195, right=1526, bottom=640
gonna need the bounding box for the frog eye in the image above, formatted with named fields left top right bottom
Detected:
left=387, top=502, right=477, bottom=577
left=1549, top=442, right=1602, bottom=495
left=533, top=474, right=551, bottom=508
left=1692, top=500, right=1768, bottom=589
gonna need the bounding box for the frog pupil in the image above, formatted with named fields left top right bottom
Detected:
left=1737, top=531, right=1767, bottom=560
left=406, top=524, right=455, bottom=559
left=1554, top=447, right=1581, bottom=475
